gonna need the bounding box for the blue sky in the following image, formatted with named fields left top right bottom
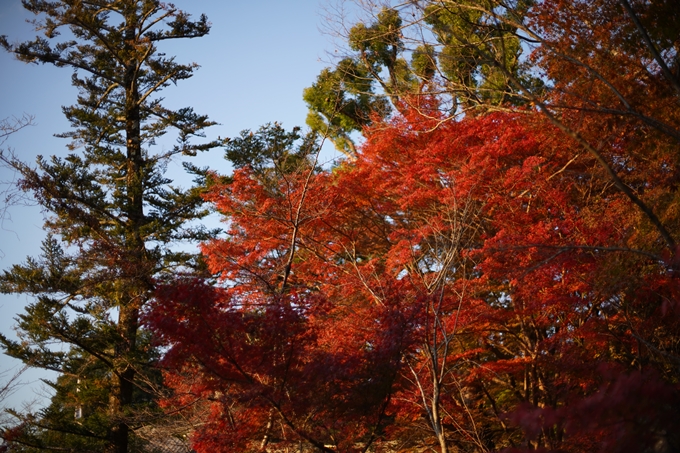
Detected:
left=0, top=0, right=344, bottom=410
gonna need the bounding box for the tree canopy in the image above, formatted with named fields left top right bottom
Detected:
left=2, top=0, right=680, bottom=452
left=150, top=0, right=680, bottom=451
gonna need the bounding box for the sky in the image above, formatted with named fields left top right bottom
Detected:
left=0, top=0, right=347, bottom=411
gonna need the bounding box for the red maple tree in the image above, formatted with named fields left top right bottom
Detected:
left=146, top=1, right=680, bottom=444
left=146, top=102, right=680, bottom=451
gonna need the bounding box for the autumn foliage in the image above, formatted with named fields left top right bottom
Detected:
left=145, top=105, right=680, bottom=451
left=145, top=0, right=680, bottom=451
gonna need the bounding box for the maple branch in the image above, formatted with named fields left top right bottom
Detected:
left=258, top=409, right=275, bottom=452
left=509, top=78, right=676, bottom=251
left=488, top=243, right=663, bottom=263
left=264, top=398, right=335, bottom=453
left=451, top=374, right=489, bottom=453
left=346, top=243, right=386, bottom=306
left=618, top=0, right=680, bottom=99
left=544, top=101, right=680, bottom=143
left=630, top=332, right=680, bottom=373
left=359, top=367, right=400, bottom=453
left=279, top=124, right=326, bottom=292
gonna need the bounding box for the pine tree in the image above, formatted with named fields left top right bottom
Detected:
left=0, top=2, right=220, bottom=452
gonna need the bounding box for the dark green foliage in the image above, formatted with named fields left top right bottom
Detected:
left=225, top=123, right=315, bottom=174
left=348, top=7, right=415, bottom=98
left=304, top=1, right=543, bottom=155
left=0, top=1, right=219, bottom=452
left=303, top=59, right=389, bottom=157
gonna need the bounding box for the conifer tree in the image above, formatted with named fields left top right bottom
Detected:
left=0, top=2, right=220, bottom=452
left=304, top=2, right=542, bottom=156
